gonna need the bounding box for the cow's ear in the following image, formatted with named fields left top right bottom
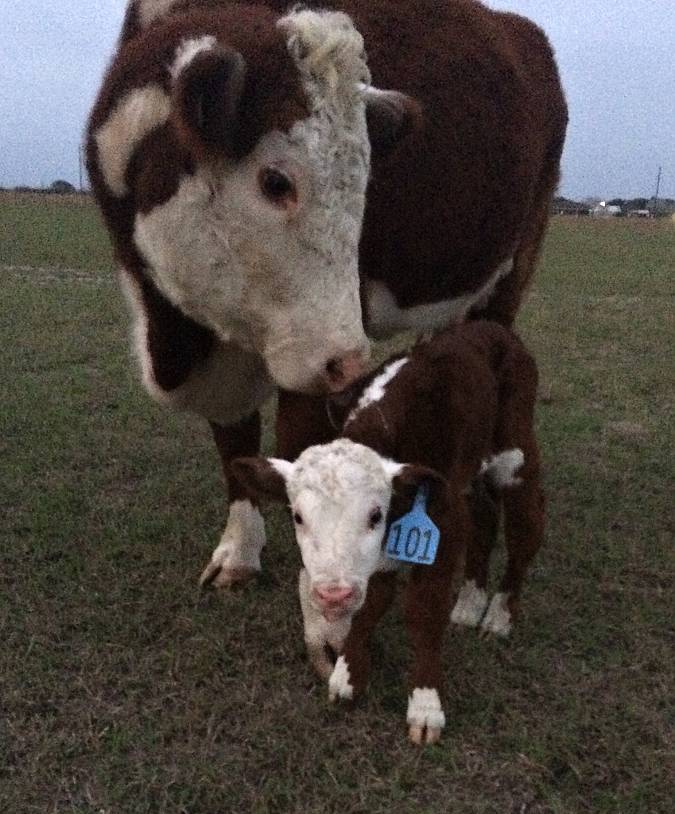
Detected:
left=230, top=457, right=293, bottom=502
left=172, top=46, right=246, bottom=160
left=384, top=461, right=448, bottom=511
left=364, top=88, right=422, bottom=158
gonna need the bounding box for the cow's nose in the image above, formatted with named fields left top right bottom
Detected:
left=314, top=584, right=355, bottom=605
left=323, top=350, right=369, bottom=392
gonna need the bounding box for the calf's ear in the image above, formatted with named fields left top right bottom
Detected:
left=363, top=87, right=422, bottom=158
left=172, top=46, right=246, bottom=160
left=385, top=461, right=448, bottom=511
left=230, top=457, right=293, bottom=502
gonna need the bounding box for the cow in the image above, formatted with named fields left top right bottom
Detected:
left=86, top=0, right=566, bottom=589
left=231, top=321, right=546, bottom=744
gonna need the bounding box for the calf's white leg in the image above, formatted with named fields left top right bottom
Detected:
left=298, top=569, right=351, bottom=680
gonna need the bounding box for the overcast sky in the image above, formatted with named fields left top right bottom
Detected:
left=1, top=0, right=673, bottom=199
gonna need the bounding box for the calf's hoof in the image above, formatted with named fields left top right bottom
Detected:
left=407, top=688, right=445, bottom=746
left=451, top=579, right=489, bottom=628
left=199, top=562, right=259, bottom=590
left=328, top=655, right=354, bottom=703
left=480, top=592, right=513, bottom=637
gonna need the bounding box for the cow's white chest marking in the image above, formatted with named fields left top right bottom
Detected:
left=365, top=257, right=514, bottom=338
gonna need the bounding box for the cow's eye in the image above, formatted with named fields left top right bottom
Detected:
left=293, top=511, right=303, bottom=526
left=369, top=508, right=383, bottom=529
left=259, top=168, right=296, bottom=205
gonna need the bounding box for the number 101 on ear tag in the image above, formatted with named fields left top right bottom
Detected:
left=385, top=484, right=440, bottom=565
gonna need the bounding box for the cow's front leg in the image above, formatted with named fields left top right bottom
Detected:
left=199, top=412, right=266, bottom=589
left=328, top=571, right=397, bottom=703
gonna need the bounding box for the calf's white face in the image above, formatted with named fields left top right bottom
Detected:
left=283, top=442, right=400, bottom=619
left=235, top=439, right=403, bottom=619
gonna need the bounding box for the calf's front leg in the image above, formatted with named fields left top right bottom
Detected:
left=328, top=571, right=397, bottom=703
left=199, top=413, right=266, bottom=589
left=404, top=501, right=466, bottom=745
left=298, top=569, right=351, bottom=680
left=403, top=568, right=456, bottom=746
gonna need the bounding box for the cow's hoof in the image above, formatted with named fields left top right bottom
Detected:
left=328, top=655, right=354, bottom=703
left=480, top=592, right=513, bottom=637
left=451, top=579, right=488, bottom=628
left=199, top=561, right=259, bottom=590
left=407, top=688, right=445, bottom=746
left=199, top=500, right=265, bottom=589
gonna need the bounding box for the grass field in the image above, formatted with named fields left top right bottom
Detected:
left=1, top=193, right=673, bottom=813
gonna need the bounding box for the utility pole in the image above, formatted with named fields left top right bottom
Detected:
left=653, top=166, right=662, bottom=215
left=78, top=144, right=84, bottom=192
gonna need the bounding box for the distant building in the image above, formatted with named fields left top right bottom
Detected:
left=627, top=209, right=652, bottom=218
left=590, top=202, right=622, bottom=217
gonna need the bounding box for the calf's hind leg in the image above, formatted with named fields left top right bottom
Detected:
left=481, top=348, right=544, bottom=636
left=481, top=477, right=545, bottom=637
left=451, top=479, right=499, bottom=628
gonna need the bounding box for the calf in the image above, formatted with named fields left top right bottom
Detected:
left=233, top=322, right=545, bottom=744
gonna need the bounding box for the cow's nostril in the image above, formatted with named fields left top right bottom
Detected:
left=323, top=351, right=368, bottom=392
left=325, top=358, right=343, bottom=383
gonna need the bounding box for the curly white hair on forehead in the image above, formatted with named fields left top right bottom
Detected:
left=285, top=439, right=395, bottom=503
left=278, top=7, right=371, bottom=98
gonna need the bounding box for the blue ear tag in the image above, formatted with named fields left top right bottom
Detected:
left=385, top=484, right=440, bottom=565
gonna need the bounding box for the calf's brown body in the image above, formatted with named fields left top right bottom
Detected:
left=336, top=324, right=544, bottom=711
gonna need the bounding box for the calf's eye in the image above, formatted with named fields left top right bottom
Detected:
left=293, top=512, right=303, bottom=526
left=259, top=167, right=296, bottom=206
left=369, top=508, right=383, bottom=529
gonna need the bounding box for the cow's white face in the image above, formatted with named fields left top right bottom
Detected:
left=135, top=115, right=370, bottom=392
left=270, top=440, right=401, bottom=620
left=128, top=11, right=375, bottom=392
left=94, top=9, right=418, bottom=392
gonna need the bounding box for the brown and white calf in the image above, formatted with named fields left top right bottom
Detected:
left=233, top=322, right=545, bottom=744
left=87, top=0, right=565, bottom=588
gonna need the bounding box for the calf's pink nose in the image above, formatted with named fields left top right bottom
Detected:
left=314, top=584, right=354, bottom=605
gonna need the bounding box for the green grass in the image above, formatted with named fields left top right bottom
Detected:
left=1, top=196, right=673, bottom=813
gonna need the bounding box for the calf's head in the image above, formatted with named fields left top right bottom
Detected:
left=93, top=8, right=419, bottom=392
left=232, top=439, right=446, bottom=621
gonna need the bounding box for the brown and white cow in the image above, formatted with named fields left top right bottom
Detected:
left=86, top=0, right=566, bottom=588
left=232, top=321, right=545, bottom=744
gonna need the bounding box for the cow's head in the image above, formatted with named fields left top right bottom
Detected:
left=93, top=8, right=419, bottom=393
left=232, top=439, right=446, bottom=621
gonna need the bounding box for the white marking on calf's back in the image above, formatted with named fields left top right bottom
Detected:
left=345, top=357, right=408, bottom=424
left=95, top=85, right=171, bottom=197
left=480, top=448, right=524, bottom=488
